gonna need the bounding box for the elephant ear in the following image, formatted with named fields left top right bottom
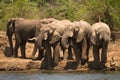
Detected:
left=67, top=31, right=73, bottom=37
left=76, top=29, right=84, bottom=43
left=49, top=31, right=61, bottom=44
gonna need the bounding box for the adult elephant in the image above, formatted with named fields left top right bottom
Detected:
left=91, top=22, right=111, bottom=70
left=60, top=20, right=75, bottom=60
left=30, top=19, right=67, bottom=67
left=61, top=20, right=92, bottom=67
left=6, top=18, right=55, bottom=59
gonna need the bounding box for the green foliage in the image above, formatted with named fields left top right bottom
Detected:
left=0, top=0, right=40, bottom=30
left=0, top=0, right=119, bottom=31
left=109, top=0, right=120, bottom=30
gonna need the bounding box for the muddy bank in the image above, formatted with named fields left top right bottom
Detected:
left=0, top=31, right=120, bottom=71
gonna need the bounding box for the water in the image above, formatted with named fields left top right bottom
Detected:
left=0, top=70, right=120, bottom=80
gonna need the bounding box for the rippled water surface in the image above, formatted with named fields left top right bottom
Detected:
left=0, top=70, right=120, bottom=80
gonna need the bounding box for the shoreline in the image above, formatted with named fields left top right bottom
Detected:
left=0, top=31, right=120, bottom=71
left=0, top=58, right=119, bottom=71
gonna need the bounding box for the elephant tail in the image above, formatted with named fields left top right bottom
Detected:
left=6, top=20, right=10, bottom=36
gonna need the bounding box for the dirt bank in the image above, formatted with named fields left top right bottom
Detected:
left=0, top=31, right=120, bottom=71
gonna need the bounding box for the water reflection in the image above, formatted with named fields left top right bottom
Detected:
left=0, top=70, right=120, bottom=80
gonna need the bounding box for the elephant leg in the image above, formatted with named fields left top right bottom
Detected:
left=8, top=34, right=13, bottom=55
left=20, top=41, right=26, bottom=58
left=81, top=39, right=88, bottom=65
left=13, top=41, right=19, bottom=57
left=73, top=42, right=80, bottom=65
left=100, top=42, right=108, bottom=69
left=13, top=33, right=21, bottom=57
left=44, top=41, right=52, bottom=69
left=67, top=46, right=73, bottom=60
left=53, top=42, right=60, bottom=66
left=38, top=49, right=44, bottom=60
left=93, top=45, right=100, bottom=69
left=86, top=38, right=90, bottom=61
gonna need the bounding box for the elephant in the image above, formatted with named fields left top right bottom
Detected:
left=60, top=20, right=75, bottom=60
left=6, top=17, right=55, bottom=59
left=61, top=20, right=92, bottom=67
left=30, top=19, right=67, bottom=67
left=91, top=21, right=111, bottom=70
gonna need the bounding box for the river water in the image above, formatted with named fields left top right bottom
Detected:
left=0, top=70, right=120, bottom=80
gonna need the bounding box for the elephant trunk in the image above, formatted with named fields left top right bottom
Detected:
left=61, top=34, right=69, bottom=49
left=37, top=31, right=44, bottom=50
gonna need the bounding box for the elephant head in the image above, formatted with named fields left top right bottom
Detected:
left=43, top=20, right=66, bottom=45
left=61, top=23, right=75, bottom=49
left=73, top=21, right=85, bottom=43
left=31, top=23, right=56, bottom=50
left=91, top=22, right=111, bottom=46
left=91, top=30, right=100, bottom=45
left=32, top=20, right=67, bottom=50
left=61, top=20, right=89, bottom=49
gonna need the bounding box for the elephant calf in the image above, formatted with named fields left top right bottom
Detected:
left=91, top=21, right=111, bottom=70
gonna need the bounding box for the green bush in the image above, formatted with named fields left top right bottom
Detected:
left=0, top=0, right=119, bottom=31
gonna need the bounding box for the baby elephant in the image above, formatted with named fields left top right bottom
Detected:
left=91, top=22, right=111, bottom=70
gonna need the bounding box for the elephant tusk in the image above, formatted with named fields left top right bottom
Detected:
left=28, top=37, right=37, bottom=41
left=44, top=37, right=47, bottom=40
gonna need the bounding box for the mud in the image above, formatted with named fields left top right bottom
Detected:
left=0, top=31, right=120, bottom=71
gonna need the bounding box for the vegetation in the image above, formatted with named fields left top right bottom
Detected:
left=0, top=0, right=119, bottom=31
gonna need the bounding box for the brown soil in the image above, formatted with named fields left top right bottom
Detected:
left=0, top=31, right=120, bottom=71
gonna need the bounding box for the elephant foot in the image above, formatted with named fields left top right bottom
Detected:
left=53, top=62, right=58, bottom=67
left=81, top=63, right=88, bottom=68
left=67, top=56, right=75, bottom=60
left=72, top=56, right=76, bottom=60
left=63, top=59, right=67, bottom=62
left=100, top=65, right=107, bottom=70
left=77, top=64, right=82, bottom=69
left=20, top=56, right=26, bottom=59
left=76, top=63, right=88, bottom=69
left=59, top=57, right=63, bottom=61
left=93, top=64, right=100, bottom=70
left=81, top=59, right=88, bottom=65
left=47, top=66, right=53, bottom=70
left=12, top=55, right=18, bottom=58
left=32, top=57, right=43, bottom=61
left=38, top=56, right=43, bottom=60
left=32, top=57, right=37, bottom=61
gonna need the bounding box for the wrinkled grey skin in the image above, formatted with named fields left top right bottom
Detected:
left=6, top=18, right=54, bottom=59
left=31, top=20, right=66, bottom=67
left=91, top=22, right=111, bottom=70
left=61, top=20, right=92, bottom=66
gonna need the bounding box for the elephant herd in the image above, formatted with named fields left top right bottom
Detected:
left=6, top=18, right=111, bottom=70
